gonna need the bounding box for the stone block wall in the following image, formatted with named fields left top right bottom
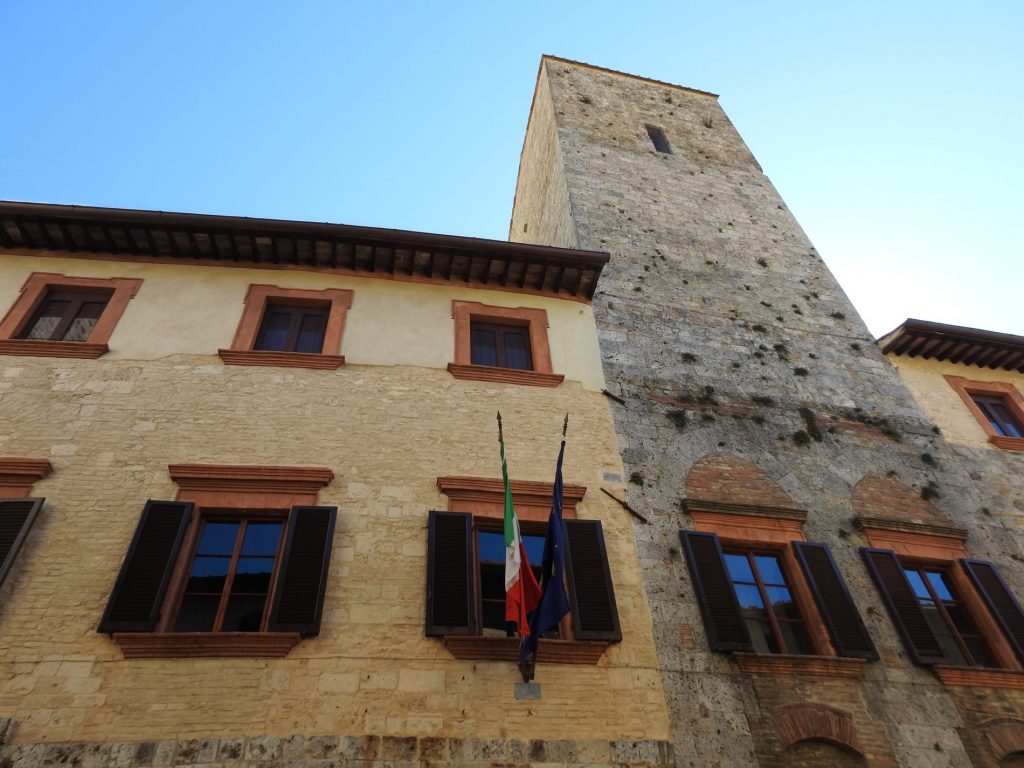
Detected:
left=511, top=56, right=1024, bottom=766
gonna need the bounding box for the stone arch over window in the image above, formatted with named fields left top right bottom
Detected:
left=685, top=451, right=796, bottom=509
left=851, top=473, right=945, bottom=525
left=982, top=717, right=1024, bottom=762
left=772, top=703, right=864, bottom=756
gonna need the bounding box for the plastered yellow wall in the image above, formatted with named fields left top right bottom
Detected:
left=886, top=353, right=1024, bottom=448
left=0, top=253, right=668, bottom=746
left=0, top=252, right=606, bottom=391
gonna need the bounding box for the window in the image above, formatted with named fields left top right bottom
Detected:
left=174, top=518, right=285, bottom=633
left=944, top=375, right=1024, bottom=451
left=18, top=290, right=111, bottom=342
left=971, top=394, right=1024, bottom=439
left=254, top=303, right=329, bottom=353
left=219, top=284, right=352, bottom=370
left=0, top=273, right=142, bottom=359
left=428, top=476, right=617, bottom=663
left=99, top=464, right=336, bottom=658
left=724, top=550, right=814, bottom=655
left=449, top=301, right=564, bottom=387
left=470, top=321, right=532, bottom=370
left=901, top=564, right=995, bottom=667
left=645, top=124, right=672, bottom=154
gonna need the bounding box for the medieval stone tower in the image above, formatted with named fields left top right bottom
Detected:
left=511, top=56, right=1024, bottom=767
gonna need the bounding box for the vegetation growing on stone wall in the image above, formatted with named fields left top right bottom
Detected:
left=667, top=409, right=687, bottom=428
left=751, top=395, right=775, bottom=406
left=793, top=367, right=809, bottom=377
left=773, top=343, right=789, bottom=360
left=792, top=430, right=812, bottom=447
left=629, top=472, right=644, bottom=486
left=751, top=324, right=767, bottom=333
left=697, top=386, right=717, bottom=405
left=920, top=453, right=936, bottom=466
left=757, top=258, right=768, bottom=268
left=798, top=407, right=824, bottom=441
left=850, top=342, right=862, bottom=351
left=680, top=352, right=698, bottom=363
left=921, top=481, right=940, bottom=500
left=831, top=312, right=846, bottom=320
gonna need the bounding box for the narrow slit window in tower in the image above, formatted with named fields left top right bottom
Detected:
left=645, top=125, right=672, bottom=154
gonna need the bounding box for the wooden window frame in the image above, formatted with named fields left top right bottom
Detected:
left=448, top=301, right=564, bottom=387
left=858, top=518, right=1024, bottom=686
left=110, top=463, right=333, bottom=659
left=218, top=284, right=352, bottom=370
left=945, top=375, right=1024, bottom=451
left=0, top=273, right=142, bottom=359
left=687, top=500, right=867, bottom=677
left=434, top=475, right=607, bottom=663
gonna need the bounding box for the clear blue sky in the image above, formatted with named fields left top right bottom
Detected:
left=2, top=2, right=1021, bottom=337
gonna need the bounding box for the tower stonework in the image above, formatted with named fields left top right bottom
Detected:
left=511, top=57, right=1024, bottom=767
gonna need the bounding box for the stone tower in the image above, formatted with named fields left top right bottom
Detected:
left=511, top=56, right=1024, bottom=767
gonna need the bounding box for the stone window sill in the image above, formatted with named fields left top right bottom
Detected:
left=443, top=636, right=607, bottom=664
left=218, top=349, right=345, bottom=370
left=990, top=435, right=1024, bottom=452
left=732, top=652, right=866, bottom=678
left=112, top=632, right=301, bottom=659
left=447, top=363, right=564, bottom=388
left=0, top=339, right=109, bottom=359
left=933, top=664, right=1024, bottom=689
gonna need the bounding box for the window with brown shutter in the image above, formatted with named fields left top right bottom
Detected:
left=680, top=531, right=753, bottom=653
left=0, top=497, right=45, bottom=590
left=564, top=519, right=621, bottom=642
left=960, top=559, right=1024, bottom=665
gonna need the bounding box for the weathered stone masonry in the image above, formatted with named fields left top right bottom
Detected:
left=511, top=56, right=1024, bottom=766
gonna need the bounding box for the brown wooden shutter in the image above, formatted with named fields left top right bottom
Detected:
left=680, top=530, right=753, bottom=652
left=564, top=519, right=621, bottom=642
left=425, top=511, right=476, bottom=637
left=860, top=547, right=947, bottom=665
left=961, top=558, right=1024, bottom=664
left=267, top=506, right=337, bottom=636
left=98, top=500, right=192, bottom=633
left=0, top=498, right=45, bottom=588
left=793, top=541, right=878, bottom=660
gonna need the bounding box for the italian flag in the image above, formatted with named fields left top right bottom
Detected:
left=501, top=435, right=542, bottom=635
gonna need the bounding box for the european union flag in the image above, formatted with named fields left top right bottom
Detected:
left=518, top=435, right=570, bottom=679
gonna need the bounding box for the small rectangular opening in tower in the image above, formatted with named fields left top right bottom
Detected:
left=646, top=125, right=672, bottom=154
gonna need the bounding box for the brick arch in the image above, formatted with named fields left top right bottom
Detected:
left=685, top=451, right=796, bottom=509
left=851, top=473, right=945, bottom=524
left=773, top=703, right=864, bottom=756
left=982, top=717, right=1024, bottom=760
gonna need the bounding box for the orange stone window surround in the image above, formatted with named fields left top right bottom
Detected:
left=686, top=498, right=865, bottom=677
left=856, top=516, right=1024, bottom=683
left=447, top=300, right=564, bottom=387
left=0, top=457, right=53, bottom=498
left=218, top=284, right=352, bottom=370
left=434, top=475, right=609, bottom=663
left=0, top=272, right=142, bottom=359
left=111, top=463, right=333, bottom=659
left=945, top=375, right=1024, bottom=452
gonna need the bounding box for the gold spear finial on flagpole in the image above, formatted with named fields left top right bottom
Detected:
left=497, top=411, right=504, bottom=442
left=563, top=413, right=569, bottom=438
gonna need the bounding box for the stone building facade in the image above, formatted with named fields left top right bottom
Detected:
left=1, top=55, right=1023, bottom=768
left=509, top=57, right=1024, bottom=767
left=0, top=205, right=672, bottom=765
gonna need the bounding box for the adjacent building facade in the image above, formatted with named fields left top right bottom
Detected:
left=0, top=56, right=1022, bottom=767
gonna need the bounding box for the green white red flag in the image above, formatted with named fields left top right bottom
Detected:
left=499, top=419, right=542, bottom=635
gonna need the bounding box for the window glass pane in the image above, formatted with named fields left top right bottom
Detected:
left=481, top=601, right=512, bottom=635
left=62, top=300, right=107, bottom=341
left=944, top=604, right=979, bottom=635
left=22, top=299, right=70, bottom=340
left=197, top=522, right=240, bottom=555
left=471, top=327, right=498, bottom=366
left=964, top=636, right=996, bottom=668
left=295, top=312, right=326, bottom=353
left=934, top=631, right=968, bottom=666
left=503, top=330, right=532, bottom=370
left=174, top=594, right=219, bottom=632
left=903, top=569, right=930, bottom=599
left=777, top=621, right=815, bottom=655
left=242, top=522, right=282, bottom=556
left=746, top=619, right=779, bottom=653
left=221, top=594, right=267, bottom=632
left=924, top=571, right=954, bottom=602
left=186, top=556, right=229, bottom=594
left=754, top=555, right=785, bottom=585
left=478, top=531, right=505, bottom=564
left=522, top=534, right=545, bottom=565
left=231, top=557, right=274, bottom=593
left=766, top=586, right=801, bottom=619
left=734, top=583, right=766, bottom=612
left=480, top=563, right=505, bottom=601
left=724, top=553, right=754, bottom=583
left=255, top=311, right=291, bottom=351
